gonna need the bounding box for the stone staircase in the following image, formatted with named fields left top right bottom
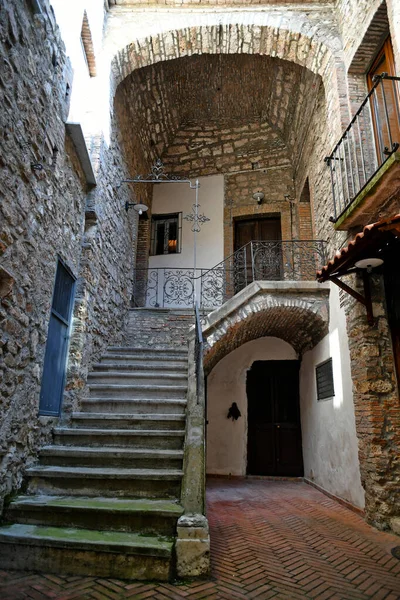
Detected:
left=0, top=309, right=195, bottom=580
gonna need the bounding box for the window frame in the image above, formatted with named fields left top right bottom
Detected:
left=150, top=212, right=182, bottom=256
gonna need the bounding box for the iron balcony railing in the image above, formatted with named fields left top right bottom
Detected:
left=325, top=73, right=400, bottom=222
left=133, top=239, right=327, bottom=310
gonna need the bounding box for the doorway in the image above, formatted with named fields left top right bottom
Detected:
left=246, top=360, right=304, bottom=476
left=39, top=259, right=76, bottom=416
left=234, top=216, right=282, bottom=289
left=367, top=36, right=400, bottom=163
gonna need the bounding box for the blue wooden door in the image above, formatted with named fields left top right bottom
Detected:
left=39, top=259, right=76, bottom=416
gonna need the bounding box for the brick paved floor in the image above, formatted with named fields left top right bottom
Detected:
left=1, top=479, right=400, bottom=599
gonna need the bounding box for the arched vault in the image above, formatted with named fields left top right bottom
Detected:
left=201, top=280, right=330, bottom=375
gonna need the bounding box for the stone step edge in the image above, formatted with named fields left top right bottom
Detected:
left=81, top=398, right=187, bottom=404
left=0, top=524, right=173, bottom=557
left=87, top=372, right=187, bottom=380
left=92, top=363, right=188, bottom=370
left=100, top=353, right=188, bottom=361
left=88, top=384, right=187, bottom=391
left=6, top=496, right=184, bottom=517
left=26, top=467, right=183, bottom=479
left=53, top=428, right=185, bottom=436
left=71, top=412, right=185, bottom=420
left=107, top=347, right=187, bottom=354
left=40, top=446, right=184, bottom=457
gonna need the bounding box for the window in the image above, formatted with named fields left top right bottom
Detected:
left=150, top=213, right=182, bottom=256
left=316, top=358, right=334, bottom=401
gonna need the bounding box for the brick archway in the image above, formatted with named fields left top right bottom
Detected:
left=201, top=281, right=330, bottom=375
left=107, top=20, right=348, bottom=131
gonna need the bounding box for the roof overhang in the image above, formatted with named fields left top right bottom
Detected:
left=317, top=214, right=400, bottom=325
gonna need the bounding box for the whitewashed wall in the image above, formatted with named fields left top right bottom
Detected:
left=206, top=337, right=298, bottom=476
left=206, top=288, right=365, bottom=511
left=300, top=283, right=365, bottom=509
left=147, top=174, right=224, bottom=307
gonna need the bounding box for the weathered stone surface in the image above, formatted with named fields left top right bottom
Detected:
left=0, top=0, right=140, bottom=507
left=200, top=281, right=330, bottom=374
left=176, top=514, right=210, bottom=578
left=1, top=0, right=400, bottom=546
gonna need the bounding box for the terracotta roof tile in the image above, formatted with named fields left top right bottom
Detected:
left=317, top=214, right=400, bottom=281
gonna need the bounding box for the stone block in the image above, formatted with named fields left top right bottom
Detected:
left=176, top=514, right=210, bottom=578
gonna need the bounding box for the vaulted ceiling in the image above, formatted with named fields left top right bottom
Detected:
left=116, top=53, right=323, bottom=176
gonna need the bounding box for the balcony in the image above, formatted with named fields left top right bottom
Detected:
left=325, top=74, right=400, bottom=231
left=133, top=239, right=327, bottom=310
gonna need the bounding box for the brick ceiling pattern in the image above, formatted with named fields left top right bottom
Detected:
left=117, top=53, right=322, bottom=175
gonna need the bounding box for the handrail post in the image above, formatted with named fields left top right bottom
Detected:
left=176, top=301, right=210, bottom=577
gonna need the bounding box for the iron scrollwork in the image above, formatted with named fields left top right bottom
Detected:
left=163, top=269, right=194, bottom=306
left=133, top=240, right=327, bottom=310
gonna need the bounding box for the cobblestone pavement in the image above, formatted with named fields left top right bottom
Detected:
left=1, top=479, right=400, bottom=600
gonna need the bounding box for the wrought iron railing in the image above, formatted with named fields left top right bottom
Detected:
left=325, top=73, right=400, bottom=222
left=133, top=239, right=327, bottom=310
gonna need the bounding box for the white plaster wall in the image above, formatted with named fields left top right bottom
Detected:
left=206, top=337, right=297, bottom=476
left=300, top=283, right=365, bottom=509
left=150, top=174, right=224, bottom=270
left=148, top=175, right=224, bottom=306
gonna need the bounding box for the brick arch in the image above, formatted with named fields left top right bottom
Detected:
left=109, top=21, right=345, bottom=119
left=105, top=17, right=350, bottom=146
left=201, top=282, right=329, bottom=375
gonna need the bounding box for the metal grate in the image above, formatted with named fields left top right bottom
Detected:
left=316, top=358, right=335, bottom=401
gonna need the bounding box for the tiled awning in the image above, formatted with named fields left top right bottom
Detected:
left=317, top=214, right=400, bottom=325
left=317, top=214, right=400, bottom=282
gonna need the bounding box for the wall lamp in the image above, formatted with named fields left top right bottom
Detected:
left=125, top=201, right=149, bottom=216
left=252, top=191, right=264, bottom=205
left=354, top=257, right=384, bottom=273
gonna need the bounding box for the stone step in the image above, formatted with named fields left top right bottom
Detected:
left=87, top=371, right=187, bottom=386
left=88, top=383, right=187, bottom=399
left=4, top=496, right=183, bottom=536
left=71, top=412, right=186, bottom=430
left=107, top=347, right=187, bottom=357
left=26, top=466, right=182, bottom=498
left=93, top=360, right=188, bottom=371
left=0, top=523, right=173, bottom=580
left=52, top=428, right=185, bottom=449
left=39, top=446, right=184, bottom=469
left=80, top=398, right=187, bottom=415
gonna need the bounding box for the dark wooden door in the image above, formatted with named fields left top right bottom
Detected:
left=247, top=360, right=303, bottom=476
left=234, top=217, right=282, bottom=287
left=39, top=260, right=76, bottom=416
left=234, top=217, right=281, bottom=250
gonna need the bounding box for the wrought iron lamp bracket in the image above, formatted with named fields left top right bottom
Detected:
left=328, top=272, right=374, bottom=326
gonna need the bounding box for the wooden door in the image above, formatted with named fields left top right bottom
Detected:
left=368, top=37, right=400, bottom=162
left=247, top=360, right=304, bottom=477
left=234, top=217, right=282, bottom=287
left=39, top=260, right=76, bottom=416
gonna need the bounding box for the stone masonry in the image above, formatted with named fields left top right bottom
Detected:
left=1, top=0, right=400, bottom=549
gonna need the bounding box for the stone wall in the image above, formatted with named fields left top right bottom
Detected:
left=0, top=0, right=86, bottom=506
left=0, top=0, right=137, bottom=508
left=342, top=275, right=400, bottom=530
left=224, top=167, right=294, bottom=258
